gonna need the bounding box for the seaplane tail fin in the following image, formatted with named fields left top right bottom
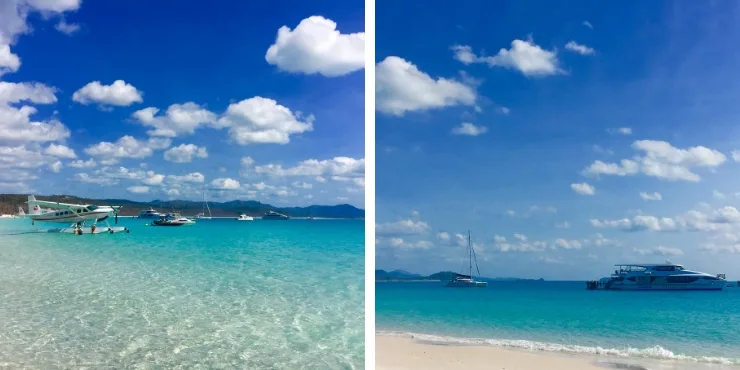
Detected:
left=27, top=195, right=41, bottom=215
left=17, top=206, right=25, bottom=216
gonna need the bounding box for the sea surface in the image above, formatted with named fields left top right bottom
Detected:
left=377, top=280, right=740, bottom=369
left=0, top=217, right=364, bottom=369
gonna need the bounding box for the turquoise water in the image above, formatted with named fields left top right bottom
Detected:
left=377, top=281, right=740, bottom=367
left=0, top=218, right=364, bottom=369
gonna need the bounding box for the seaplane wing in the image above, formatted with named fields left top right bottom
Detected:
left=27, top=198, right=89, bottom=211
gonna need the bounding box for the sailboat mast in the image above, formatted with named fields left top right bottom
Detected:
left=468, top=230, right=472, bottom=278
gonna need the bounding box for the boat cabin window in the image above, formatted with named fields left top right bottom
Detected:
left=616, top=266, right=647, bottom=273
left=653, top=266, right=675, bottom=272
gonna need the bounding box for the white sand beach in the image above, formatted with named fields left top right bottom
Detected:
left=376, top=335, right=602, bottom=370
left=375, top=335, right=724, bottom=370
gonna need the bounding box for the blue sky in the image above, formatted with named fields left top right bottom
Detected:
left=375, top=0, right=740, bottom=280
left=0, top=0, right=364, bottom=207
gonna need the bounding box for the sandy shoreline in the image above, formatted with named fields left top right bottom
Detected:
left=376, top=335, right=602, bottom=370
left=375, top=335, right=732, bottom=370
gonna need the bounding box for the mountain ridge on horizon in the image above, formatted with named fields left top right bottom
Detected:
left=0, top=194, right=364, bottom=219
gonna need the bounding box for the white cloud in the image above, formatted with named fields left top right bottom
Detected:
left=142, top=171, right=164, bottom=186
left=583, top=140, right=726, bottom=182
left=731, top=150, right=740, bottom=162
left=218, top=97, right=313, bottom=145
left=452, top=39, right=563, bottom=77
left=713, top=190, right=726, bottom=200
left=167, top=172, right=205, bottom=184
left=126, top=185, right=149, bottom=194
left=554, top=238, right=582, bottom=250
left=265, top=16, right=364, bottom=77
left=571, top=182, right=595, bottom=195
left=255, top=157, right=364, bottom=180
left=133, top=102, right=217, bottom=137
left=68, top=158, right=96, bottom=168
left=640, top=192, right=662, bottom=201
left=0, top=0, right=81, bottom=75
left=376, top=56, right=477, bottom=116
left=452, top=122, right=487, bottom=136
left=565, top=41, right=595, bottom=55
left=555, top=221, right=571, bottom=229
left=498, top=106, right=510, bottom=115
left=85, top=136, right=167, bottom=160
left=634, top=246, right=683, bottom=257
left=55, top=18, right=80, bottom=35
left=241, top=156, right=255, bottom=167
left=591, top=215, right=678, bottom=232
left=513, top=233, right=527, bottom=241
left=163, top=144, right=208, bottom=163
left=583, top=21, right=593, bottom=29
left=43, top=143, right=76, bottom=158
left=49, top=160, right=62, bottom=173
left=73, top=80, right=143, bottom=107
left=210, top=177, right=240, bottom=190
left=607, top=127, right=632, bottom=135
left=0, top=81, right=57, bottom=104
left=376, top=219, right=430, bottom=236
left=292, top=181, right=312, bottom=189
left=74, top=173, right=117, bottom=186
left=0, top=104, right=69, bottom=145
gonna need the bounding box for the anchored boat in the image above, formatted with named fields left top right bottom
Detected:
left=262, top=210, right=289, bottom=220
left=587, top=262, right=726, bottom=291
left=445, top=231, right=487, bottom=287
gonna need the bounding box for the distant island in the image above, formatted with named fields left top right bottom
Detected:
left=0, top=194, right=365, bottom=219
left=375, top=269, right=546, bottom=282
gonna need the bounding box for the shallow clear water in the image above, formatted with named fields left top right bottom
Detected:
left=0, top=218, right=364, bottom=369
left=376, top=281, right=740, bottom=367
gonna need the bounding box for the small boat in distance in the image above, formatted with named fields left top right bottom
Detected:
left=196, top=192, right=212, bottom=219
left=262, top=210, right=289, bottom=220
left=445, top=231, right=487, bottom=287
left=152, top=213, right=195, bottom=226
left=586, top=262, right=726, bottom=291
left=236, top=214, right=254, bottom=221
left=138, top=207, right=161, bottom=219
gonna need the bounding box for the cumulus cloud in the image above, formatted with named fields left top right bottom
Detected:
left=255, top=157, right=364, bottom=181
left=265, top=16, right=364, bottom=77
left=126, top=185, right=149, bottom=194
left=163, top=144, right=208, bottom=163
left=376, top=56, right=477, bottom=116
left=167, top=172, right=205, bottom=184
left=583, top=140, right=726, bottom=182
left=607, top=127, right=632, bottom=135
left=132, top=102, right=217, bottom=137
left=218, top=97, right=313, bottom=145
left=67, top=158, right=96, bottom=168
left=43, top=143, right=76, bottom=158
left=565, top=41, right=595, bottom=55
left=640, top=192, right=662, bottom=201
left=376, top=219, right=430, bottom=236
left=452, top=38, right=563, bottom=77
left=210, top=177, right=240, bottom=190
left=634, top=246, right=683, bottom=257
left=452, top=122, right=487, bottom=136
left=55, top=18, right=80, bottom=35
left=72, top=80, right=142, bottom=106
left=85, top=136, right=169, bottom=161
left=571, top=182, right=595, bottom=195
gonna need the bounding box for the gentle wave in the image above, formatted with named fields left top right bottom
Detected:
left=376, top=331, right=740, bottom=365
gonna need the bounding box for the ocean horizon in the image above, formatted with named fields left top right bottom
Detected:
left=0, top=217, right=364, bottom=369
left=376, top=281, right=740, bottom=368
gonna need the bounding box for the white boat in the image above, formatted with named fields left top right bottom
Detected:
left=138, top=207, right=161, bottom=219
left=262, top=210, right=289, bottom=220
left=196, top=192, right=212, bottom=219
left=236, top=214, right=254, bottom=221
left=587, top=262, right=726, bottom=291
left=445, top=231, right=487, bottom=287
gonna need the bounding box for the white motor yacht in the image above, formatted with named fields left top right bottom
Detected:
left=587, top=262, right=726, bottom=291
left=138, top=208, right=161, bottom=219
left=236, top=214, right=254, bottom=221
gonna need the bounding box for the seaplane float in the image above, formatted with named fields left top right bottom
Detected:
left=24, top=195, right=130, bottom=234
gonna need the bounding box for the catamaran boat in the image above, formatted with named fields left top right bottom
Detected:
left=262, top=210, right=289, bottom=220
left=138, top=208, right=162, bottom=219
left=445, top=231, right=487, bottom=287
left=236, top=214, right=254, bottom=221
left=587, top=263, right=726, bottom=291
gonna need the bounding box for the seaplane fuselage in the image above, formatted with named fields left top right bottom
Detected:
left=26, top=195, right=120, bottom=224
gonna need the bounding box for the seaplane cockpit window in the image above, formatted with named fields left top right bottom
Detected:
left=88, top=205, right=98, bottom=211
left=82, top=208, right=89, bottom=213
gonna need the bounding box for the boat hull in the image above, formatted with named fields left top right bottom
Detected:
left=605, top=283, right=724, bottom=291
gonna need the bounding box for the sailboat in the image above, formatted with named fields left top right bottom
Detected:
left=196, top=192, right=212, bottom=219
left=445, top=231, right=487, bottom=287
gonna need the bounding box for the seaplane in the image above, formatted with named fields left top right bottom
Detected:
left=24, top=195, right=130, bottom=234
